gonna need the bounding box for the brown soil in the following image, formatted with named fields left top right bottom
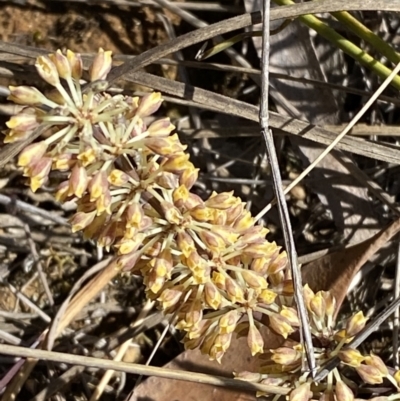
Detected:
left=0, top=1, right=180, bottom=55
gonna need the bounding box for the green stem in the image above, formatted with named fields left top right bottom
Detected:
left=330, top=10, right=400, bottom=65
left=272, top=0, right=400, bottom=91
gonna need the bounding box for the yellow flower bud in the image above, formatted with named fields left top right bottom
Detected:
left=310, top=292, right=326, bottom=319
left=346, top=311, right=368, bottom=337
left=49, top=49, right=72, bottom=80
left=6, top=111, right=39, bottom=132
left=89, top=171, right=109, bottom=201
left=338, top=348, right=365, bottom=367
left=66, top=50, right=83, bottom=80
left=225, top=275, right=245, bottom=303
left=136, top=92, right=163, bottom=117
left=219, top=310, right=240, bottom=334
left=108, top=169, right=129, bottom=186
left=35, top=56, right=60, bottom=86
left=147, top=118, right=175, bottom=137
left=271, top=346, right=301, bottom=366
left=68, top=164, right=88, bottom=198
left=247, top=324, right=264, bottom=356
left=204, top=282, right=222, bottom=310
left=157, top=286, right=183, bottom=309
left=18, top=141, right=47, bottom=167
left=269, top=313, right=294, bottom=339
left=241, top=270, right=268, bottom=290
left=70, top=211, right=96, bottom=232
left=258, top=289, right=277, bottom=305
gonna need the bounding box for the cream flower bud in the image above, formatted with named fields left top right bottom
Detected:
left=8, top=85, right=48, bottom=105
left=258, top=289, right=277, bottom=305
left=289, top=383, right=312, bottom=401
left=335, top=380, right=354, bottom=401
left=116, top=250, right=140, bottom=272
left=219, top=310, right=240, bottom=334
left=70, top=211, right=96, bottom=232
left=234, top=371, right=262, bottom=382
left=180, top=165, right=199, bottom=190
left=115, top=236, right=143, bottom=255
left=35, top=56, right=60, bottom=86
left=136, top=92, right=163, bottom=117
left=49, top=50, right=72, bottom=80
left=67, top=50, right=83, bottom=80
left=89, top=170, right=108, bottom=201
left=356, top=364, right=383, bottom=384
left=269, top=313, right=294, bottom=339
left=28, top=157, right=52, bottom=192
left=225, top=275, right=245, bottom=303
left=126, top=203, right=144, bottom=229
left=241, top=270, right=268, bottom=290
left=108, top=169, right=129, bottom=186
left=247, top=324, right=264, bottom=356
left=6, top=110, right=39, bottom=132
left=147, top=118, right=175, bottom=137
left=160, top=201, right=183, bottom=225
left=90, top=48, right=112, bottom=81
left=303, top=284, right=315, bottom=310
left=271, top=347, right=301, bottom=366
left=68, top=164, right=88, bottom=198
left=18, top=141, right=48, bottom=167
left=205, top=191, right=237, bottom=209
left=204, top=282, right=222, bottom=310
left=281, top=306, right=300, bottom=326
left=365, top=353, right=388, bottom=376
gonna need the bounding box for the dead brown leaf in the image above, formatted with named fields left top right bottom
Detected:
left=132, top=329, right=282, bottom=401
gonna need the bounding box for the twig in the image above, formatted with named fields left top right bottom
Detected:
left=3, top=49, right=400, bottom=107
left=0, top=194, right=68, bottom=226
left=259, top=0, right=315, bottom=377
left=393, top=238, right=400, bottom=369
left=23, top=224, right=54, bottom=307
left=29, top=366, right=86, bottom=401
left=4, top=281, right=51, bottom=323
left=334, top=151, right=400, bottom=218
left=107, top=0, right=400, bottom=84
left=255, top=60, right=400, bottom=222
left=20, top=0, right=243, bottom=12
left=2, top=44, right=400, bottom=163
left=0, top=343, right=291, bottom=396
left=90, top=300, right=155, bottom=401
left=127, top=70, right=400, bottom=164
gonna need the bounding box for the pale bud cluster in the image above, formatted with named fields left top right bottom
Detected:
left=5, top=49, right=398, bottom=400
left=236, top=286, right=400, bottom=400
left=3, top=49, right=295, bottom=361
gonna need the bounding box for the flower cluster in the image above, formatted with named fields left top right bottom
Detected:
left=236, top=285, right=400, bottom=400
left=5, top=48, right=399, bottom=400
left=4, top=49, right=293, bottom=361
